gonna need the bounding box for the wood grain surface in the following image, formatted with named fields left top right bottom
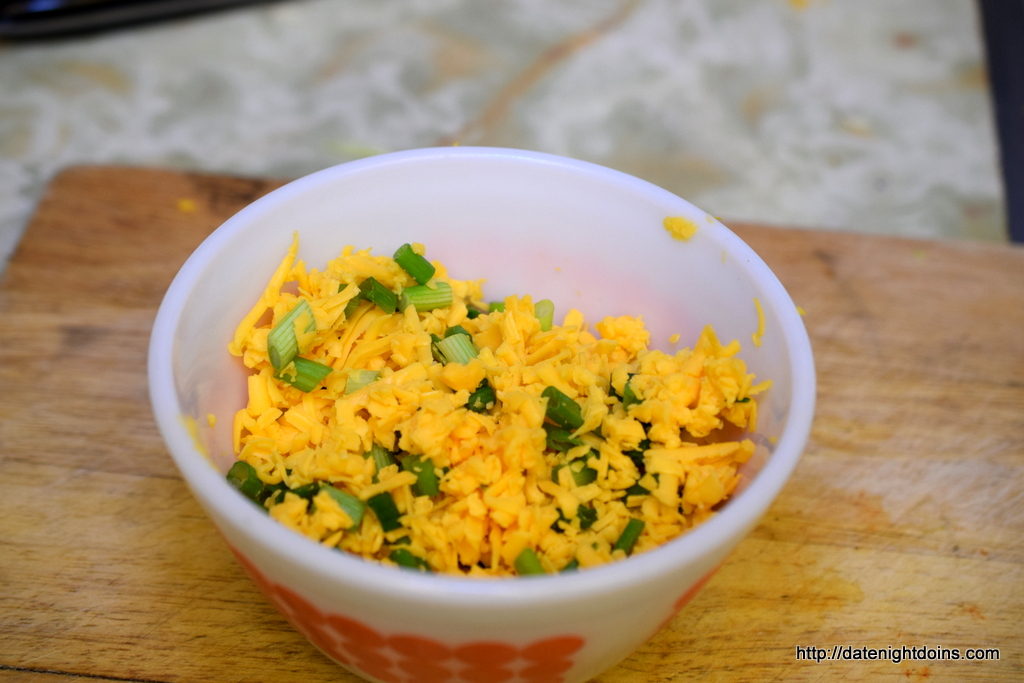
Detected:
left=1, top=166, right=1021, bottom=682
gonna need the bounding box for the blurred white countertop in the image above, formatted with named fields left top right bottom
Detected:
left=0, top=0, right=1007, bottom=270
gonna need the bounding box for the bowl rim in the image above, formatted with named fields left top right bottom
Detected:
left=148, top=146, right=815, bottom=607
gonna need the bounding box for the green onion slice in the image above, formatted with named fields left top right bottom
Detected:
left=401, top=281, right=453, bottom=312
left=625, top=483, right=650, bottom=497
left=265, top=484, right=289, bottom=505
left=436, top=333, right=478, bottom=364
left=624, top=450, right=645, bottom=474
left=342, top=295, right=363, bottom=319
left=552, top=460, right=597, bottom=488
left=322, top=485, right=366, bottom=529
left=534, top=299, right=554, bottom=331
left=267, top=299, right=315, bottom=371
left=345, top=369, right=379, bottom=394
left=550, top=509, right=571, bottom=533
left=613, top=518, right=645, bottom=555
left=393, top=243, right=436, bottom=285
left=570, top=460, right=598, bottom=486
left=544, top=425, right=582, bottom=452
left=400, top=455, right=440, bottom=497
left=389, top=548, right=431, bottom=571
left=278, top=356, right=332, bottom=392
left=289, top=482, right=320, bottom=500
left=429, top=333, right=446, bottom=363
left=622, top=378, right=640, bottom=409
left=488, top=301, right=505, bottom=312
left=367, top=492, right=402, bottom=531
left=624, top=437, right=650, bottom=475
left=226, top=461, right=265, bottom=503
left=366, top=443, right=396, bottom=476
left=466, top=379, right=496, bottom=413
left=541, top=386, right=584, bottom=432
left=358, top=277, right=398, bottom=314
left=514, top=548, right=547, bottom=576
left=577, top=505, right=598, bottom=530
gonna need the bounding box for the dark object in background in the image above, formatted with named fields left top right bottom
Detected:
left=0, top=0, right=278, bottom=39
left=977, top=0, right=1023, bottom=242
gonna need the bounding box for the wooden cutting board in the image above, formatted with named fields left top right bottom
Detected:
left=1, top=166, right=1021, bottom=682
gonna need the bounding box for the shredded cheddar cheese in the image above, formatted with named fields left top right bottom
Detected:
left=227, top=239, right=770, bottom=576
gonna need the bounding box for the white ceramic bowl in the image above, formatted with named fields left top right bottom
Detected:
left=148, top=147, right=814, bottom=683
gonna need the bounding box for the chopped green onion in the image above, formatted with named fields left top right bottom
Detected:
left=534, top=299, right=554, bottom=331
left=550, top=509, right=571, bottom=532
left=436, top=333, right=478, bottom=364
left=561, top=558, right=580, bottom=572
left=577, top=505, right=598, bottom=530
left=367, top=492, right=402, bottom=531
left=613, top=518, right=645, bottom=555
left=289, top=482, right=321, bottom=500
left=541, top=386, right=583, bottom=431
left=514, top=548, right=546, bottom=576
left=466, top=379, right=496, bottom=413
left=278, top=357, right=332, bottom=392
left=267, top=299, right=315, bottom=371
left=466, top=305, right=484, bottom=319
left=429, top=333, right=446, bottom=363
left=621, top=378, right=640, bottom=409
left=342, top=295, right=363, bottom=319
left=400, top=455, right=440, bottom=497
left=367, top=443, right=396, bottom=476
left=488, top=301, right=505, bottom=312
left=552, top=460, right=597, bottom=487
left=622, top=436, right=647, bottom=473
left=345, top=369, right=379, bottom=394
left=624, top=438, right=649, bottom=475
left=393, top=243, right=436, bottom=285
left=322, top=485, right=366, bottom=529
left=625, top=483, right=650, bottom=497
left=544, top=425, right=582, bottom=452
left=571, top=460, right=597, bottom=486
left=389, top=548, right=431, bottom=571
left=400, top=281, right=453, bottom=312
left=266, top=483, right=289, bottom=505
left=226, top=461, right=265, bottom=503
left=735, top=397, right=751, bottom=403
left=444, top=325, right=471, bottom=338
left=359, top=277, right=398, bottom=314
left=624, top=451, right=645, bottom=474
